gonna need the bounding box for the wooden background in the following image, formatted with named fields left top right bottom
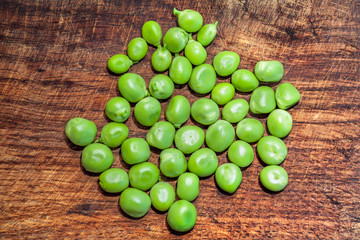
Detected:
left=1, top=0, right=359, bottom=238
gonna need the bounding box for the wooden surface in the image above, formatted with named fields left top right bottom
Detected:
left=1, top=0, right=359, bottom=238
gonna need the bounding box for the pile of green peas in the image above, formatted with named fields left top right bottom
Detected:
left=65, top=7, right=301, bottom=233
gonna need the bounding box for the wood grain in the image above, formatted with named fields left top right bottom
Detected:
left=0, top=0, right=359, bottom=238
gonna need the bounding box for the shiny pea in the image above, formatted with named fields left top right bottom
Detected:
left=184, top=36, right=207, bottom=66
left=228, top=140, right=254, bottom=168
left=177, top=172, right=199, bottom=201
left=197, top=21, right=218, bottom=47
left=205, top=120, right=235, bottom=152
left=167, top=200, right=197, bottom=232
left=119, top=188, right=151, bottom=218
left=165, top=95, right=191, bottom=128
left=163, top=27, right=189, bottom=53
left=188, top=148, right=218, bottom=177
left=169, top=55, right=192, bottom=84
left=121, top=138, right=150, bottom=165
left=257, top=136, right=287, bottom=165
left=267, top=109, right=293, bottom=138
left=173, top=8, right=203, bottom=33
left=159, top=148, right=187, bottom=178
left=118, top=73, right=148, bottom=103
left=275, top=82, right=301, bottom=109
left=215, top=163, right=242, bottom=194
left=129, top=162, right=160, bottom=191
left=249, top=86, right=276, bottom=114
left=107, top=54, right=133, bottom=74
left=105, top=97, right=131, bottom=123
left=142, top=21, right=162, bottom=47
left=260, top=166, right=288, bottom=192
left=188, top=63, right=216, bottom=94
left=99, top=122, right=128, bottom=148
left=231, top=69, right=259, bottom=92
left=151, top=45, right=172, bottom=72
left=127, top=37, right=148, bottom=62
left=99, top=168, right=129, bottom=193
left=211, top=83, right=235, bottom=105
left=254, top=60, right=284, bottom=82
left=150, top=182, right=175, bottom=212
left=134, top=97, right=161, bottom=127
left=174, top=125, right=205, bottom=154
left=213, top=51, right=240, bottom=77
left=191, top=98, right=220, bottom=125
left=81, top=143, right=114, bottom=173
left=65, top=117, right=97, bottom=146
left=236, top=118, right=264, bottom=143
left=149, top=74, right=174, bottom=99
left=222, top=99, right=249, bottom=123
left=146, top=121, right=175, bottom=150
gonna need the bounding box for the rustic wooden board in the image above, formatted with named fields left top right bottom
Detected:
left=0, top=0, right=359, bottom=238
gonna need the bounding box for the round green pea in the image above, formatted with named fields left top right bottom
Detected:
left=236, top=118, right=264, bottom=143
left=257, top=136, right=288, bottom=165
left=173, top=8, right=203, bottom=33
left=81, top=143, right=114, bottom=173
left=215, top=163, right=242, bottom=194
left=260, top=165, right=288, bottom=192
left=163, top=27, right=189, bottom=53
left=267, top=109, right=293, bottom=138
left=184, top=37, right=207, bottom=66
left=228, top=140, right=254, bottom=168
left=169, top=55, right=192, bottom=84
left=254, top=60, right=284, bottom=82
left=99, top=168, right=129, bottom=193
left=99, top=122, right=128, bottom=148
left=134, top=97, right=161, bottom=127
left=105, top=97, right=131, bottom=123
left=165, top=95, right=191, bottom=128
left=146, top=121, right=175, bottom=150
left=167, top=200, right=197, bottom=232
left=121, top=138, right=150, bottom=165
left=159, top=148, right=187, bottom=178
left=129, top=162, right=160, bottom=191
left=206, top=120, right=235, bottom=152
left=149, top=74, right=174, bottom=100
left=275, top=82, right=301, bottom=109
left=150, top=182, right=175, bottom=212
left=177, top=172, right=199, bottom=201
left=211, top=83, right=235, bottom=106
left=249, top=86, right=276, bottom=114
left=151, top=45, right=172, bottom=72
left=119, top=188, right=151, bottom=218
left=197, top=21, right=218, bottom=47
left=188, top=63, right=216, bottom=94
left=191, top=98, right=220, bottom=125
left=65, top=117, right=97, bottom=146
left=127, top=37, right=148, bottom=62
left=118, top=73, right=148, bottom=103
left=213, top=51, right=240, bottom=77
left=188, top=148, right=218, bottom=177
left=174, top=125, right=205, bottom=154
left=142, top=21, right=162, bottom=46
left=107, top=54, right=133, bottom=74
left=222, top=99, right=249, bottom=123
left=231, top=69, right=259, bottom=92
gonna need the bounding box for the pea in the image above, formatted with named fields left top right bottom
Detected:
left=167, top=200, right=197, bottom=232
left=169, top=55, right=192, bottom=84
left=107, top=54, right=133, bottom=74
left=275, top=82, right=301, bottom=109
left=129, top=162, right=160, bottom=191
left=197, top=21, right=218, bottom=47
left=127, top=37, right=148, bottom=62
left=81, top=143, right=114, bottom=173
left=99, top=168, right=129, bottom=193
left=142, top=21, right=162, bottom=47
left=231, top=69, right=259, bottom=92
left=236, top=118, right=264, bottom=143
left=105, top=97, right=131, bottom=123
left=151, top=45, right=172, bottom=72
left=249, top=86, right=276, bottom=114
left=260, top=165, right=288, bottom=192
left=149, top=74, right=174, bottom=100
left=118, top=73, right=148, bottom=103
left=174, top=125, right=205, bottom=154
left=188, top=148, right=218, bottom=177
left=257, top=136, right=287, bottom=165
left=211, top=83, right=235, bottom=106
left=222, top=99, right=249, bottom=123
left=163, top=27, right=189, bottom=53
left=119, top=188, right=151, bottom=218
left=159, top=148, right=187, bottom=178
left=65, top=117, right=97, bottom=146
left=146, top=121, right=175, bottom=150
left=184, top=35, right=207, bottom=66
left=150, top=182, right=176, bottom=212
left=213, top=51, right=240, bottom=77
left=121, top=138, right=150, bottom=165
left=99, top=122, right=129, bottom=148
left=134, top=97, right=161, bottom=127
left=165, top=95, right=191, bottom=128
left=188, top=63, right=216, bottom=94
left=267, top=109, right=293, bottom=138
left=173, top=8, right=203, bottom=33
left=228, top=140, right=254, bottom=168
left=177, top=172, right=199, bottom=201
left=191, top=98, right=219, bottom=125
left=215, top=163, right=242, bottom=194
left=205, top=120, right=235, bottom=152
left=254, top=60, right=284, bottom=82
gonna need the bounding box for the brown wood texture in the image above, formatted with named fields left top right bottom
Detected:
left=1, top=0, right=359, bottom=238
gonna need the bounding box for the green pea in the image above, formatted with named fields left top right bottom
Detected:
left=149, top=74, right=174, bottom=99
left=254, top=60, right=284, bottom=82
left=129, top=162, right=160, bottom=191
left=165, top=95, right=191, bottom=128
left=118, top=73, right=148, bottom=103
left=107, top=54, right=133, bottom=74
left=167, top=200, right=197, bottom=232
left=177, top=173, right=199, bottom=201
left=211, top=83, right=235, bottom=106
left=197, top=21, right=218, bottom=47
left=260, top=166, right=288, bottom=192
left=163, top=27, right=189, bottom=53
left=105, top=97, right=131, bottom=123
left=81, top=143, right=114, bottom=173
left=188, top=148, right=218, bottom=177
left=275, top=82, right=301, bottom=109
left=142, top=21, right=162, bottom=47
left=231, top=69, right=259, bottom=92
left=205, top=120, right=235, bottom=152
left=236, top=118, right=264, bottom=143
left=173, top=8, right=203, bottom=33
left=146, top=121, right=175, bottom=150
left=159, top=148, right=187, bottom=178
left=257, top=136, right=288, bottom=165
left=65, top=117, right=97, bottom=146
left=249, top=86, right=276, bottom=114
left=119, top=188, right=151, bottom=218
left=267, top=109, right=293, bottom=138
left=134, top=97, right=161, bottom=127
left=215, top=163, right=242, bottom=194
left=213, top=51, right=240, bottom=77
left=222, top=99, right=249, bottom=123
left=99, top=122, right=128, bottom=148
left=228, top=140, right=254, bottom=168
left=191, top=98, right=219, bottom=125
left=150, top=182, right=175, bottom=212
left=121, top=138, right=150, bottom=165
left=151, top=45, right=172, bottom=72
left=169, top=55, right=192, bottom=84
left=184, top=35, right=207, bottom=66
left=188, top=63, right=216, bottom=94
left=174, top=125, right=205, bottom=154
left=127, top=37, right=148, bottom=62
left=99, top=168, right=129, bottom=193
